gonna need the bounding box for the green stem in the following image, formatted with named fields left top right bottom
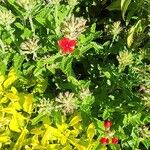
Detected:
left=29, top=15, right=35, bottom=35
left=109, top=35, right=116, bottom=49
left=54, top=4, right=59, bottom=35
left=0, top=39, right=5, bottom=53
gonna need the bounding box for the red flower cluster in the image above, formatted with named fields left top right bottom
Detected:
left=99, top=137, right=118, bottom=144
left=99, top=120, right=119, bottom=145
left=104, top=120, right=112, bottom=131
left=58, top=37, right=77, bottom=54
left=112, top=137, right=119, bottom=144
left=100, top=137, right=109, bottom=144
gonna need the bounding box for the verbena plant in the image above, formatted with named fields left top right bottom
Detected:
left=0, top=0, right=150, bottom=149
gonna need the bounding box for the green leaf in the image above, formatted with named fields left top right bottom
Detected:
left=68, top=76, right=79, bottom=86
left=121, top=0, right=131, bottom=20
left=87, top=123, right=95, bottom=141
left=23, top=94, right=33, bottom=114
left=69, top=115, right=81, bottom=126
left=3, top=70, right=17, bottom=88
left=103, top=71, right=111, bottom=79
left=32, top=113, right=46, bottom=125
left=13, top=54, right=24, bottom=70
left=13, top=128, right=28, bottom=150
left=106, top=0, right=121, bottom=11
left=127, top=20, right=141, bottom=47
left=21, top=28, right=32, bottom=39
left=9, top=112, right=25, bottom=132
left=60, top=56, right=73, bottom=76
left=15, top=22, right=24, bottom=30
left=0, top=136, right=10, bottom=143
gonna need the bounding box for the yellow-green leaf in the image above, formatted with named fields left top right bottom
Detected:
left=23, top=94, right=33, bottom=114
left=127, top=20, right=141, bottom=47
left=69, top=139, right=86, bottom=150
left=9, top=115, right=21, bottom=132
left=62, top=144, right=72, bottom=150
left=0, top=136, right=10, bottom=143
left=13, top=128, right=28, bottom=150
left=41, top=126, right=56, bottom=145
left=11, top=86, right=18, bottom=94
left=6, top=93, right=19, bottom=102
left=0, top=75, right=5, bottom=84
left=31, top=135, right=39, bottom=149
left=3, top=75, right=17, bottom=88
left=0, top=97, right=8, bottom=104
left=9, top=112, right=26, bottom=132
left=48, top=144, right=61, bottom=150
left=11, top=102, right=22, bottom=110
left=69, top=115, right=81, bottom=126
left=87, top=123, right=95, bottom=141
left=0, top=85, right=3, bottom=94
left=121, top=0, right=131, bottom=20
left=30, top=128, right=44, bottom=135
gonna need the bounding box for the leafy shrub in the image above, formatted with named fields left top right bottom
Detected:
left=0, top=0, right=150, bottom=149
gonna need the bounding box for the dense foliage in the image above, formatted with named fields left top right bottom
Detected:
left=0, top=0, right=150, bottom=149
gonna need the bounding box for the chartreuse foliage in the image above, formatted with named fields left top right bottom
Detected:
left=0, top=70, right=98, bottom=149
left=0, top=0, right=150, bottom=150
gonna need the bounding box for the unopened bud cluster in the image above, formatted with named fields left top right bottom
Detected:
left=0, top=10, right=15, bottom=26
left=61, top=15, right=86, bottom=39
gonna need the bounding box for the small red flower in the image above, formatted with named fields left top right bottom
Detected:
left=111, top=137, right=119, bottom=144
left=104, top=120, right=112, bottom=129
left=99, top=137, right=109, bottom=144
left=58, top=37, right=77, bottom=54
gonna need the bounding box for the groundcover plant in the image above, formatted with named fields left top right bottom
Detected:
left=0, top=0, right=150, bottom=149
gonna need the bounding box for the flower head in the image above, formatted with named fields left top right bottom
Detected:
left=20, top=37, right=39, bottom=59
left=99, top=137, right=109, bottom=144
left=55, top=91, right=78, bottom=115
left=79, top=88, right=91, bottom=100
left=17, top=0, right=37, bottom=12
left=111, top=137, right=119, bottom=144
left=58, top=37, right=76, bottom=54
left=67, top=0, right=78, bottom=6
left=104, top=120, right=112, bottom=130
left=61, top=15, right=86, bottom=39
left=0, top=10, right=15, bottom=26
left=36, top=98, right=54, bottom=116
left=111, top=21, right=122, bottom=37
left=117, top=50, right=133, bottom=72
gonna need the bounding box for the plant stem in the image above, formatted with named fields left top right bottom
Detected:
left=109, top=35, right=116, bottom=48
left=0, top=39, right=5, bottom=53
left=54, top=4, right=59, bottom=35
left=29, top=15, right=35, bottom=35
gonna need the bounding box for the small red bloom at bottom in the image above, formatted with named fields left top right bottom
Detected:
left=58, top=37, right=77, bottom=54
left=99, top=137, right=109, bottom=144
left=104, top=120, right=112, bottom=129
left=112, top=137, right=119, bottom=144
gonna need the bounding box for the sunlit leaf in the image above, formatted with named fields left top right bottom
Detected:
left=87, top=123, right=95, bottom=141
left=6, top=93, right=19, bottom=102
left=3, top=75, right=17, bottom=88
left=9, top=115, right=21, bottom=132
left=0, top=136, right=10, bottom=143
left=69, top=115, right=81, bottom=126
left=23, top=94, right=33, bottom=114
left=0, top=75, right=5, bottom=84
left=13, top=128, right=28, bottom=150
left=121, top=0, right=131, bottom=20
left=9, top=112, right=26, bottom=132
left=3, top=70, right=17, bottom=88
left=127, top=20, right=141, bottom=47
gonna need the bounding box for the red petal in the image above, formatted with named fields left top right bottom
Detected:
left=112, top=137, right=119, bottom=144
left=99, top=137, right=109, bottom=144
left=58, top=37, right=77, bottom=54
